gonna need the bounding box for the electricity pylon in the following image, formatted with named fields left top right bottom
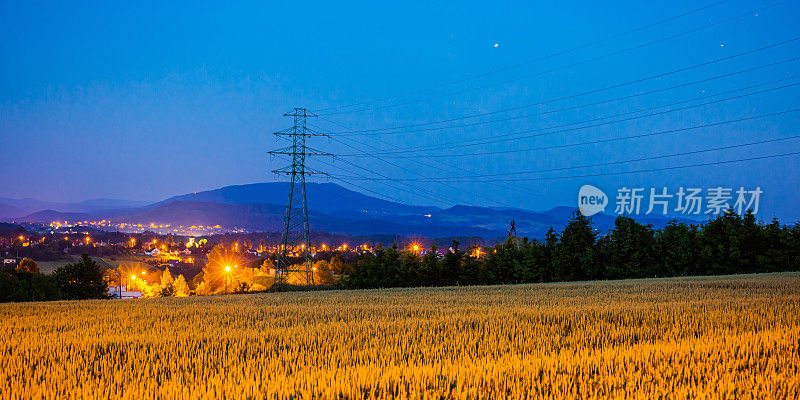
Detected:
left=268, top=108, right=331, bottom=286
left=508, top=220, right=520, bottom=250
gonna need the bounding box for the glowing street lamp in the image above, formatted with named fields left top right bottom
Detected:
left=224, top=265, right=231, bottom=293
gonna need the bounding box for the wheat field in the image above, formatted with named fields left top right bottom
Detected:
left=1, top=273, right=799, bottom=399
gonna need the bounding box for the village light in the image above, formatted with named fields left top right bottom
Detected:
left=223, top=265, right=232, bottom=293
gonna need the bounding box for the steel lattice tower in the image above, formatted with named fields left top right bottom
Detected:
left=268, top=108, right=330, bottom=286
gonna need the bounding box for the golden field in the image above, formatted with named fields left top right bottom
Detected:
left=1, top=273, right=799, bottom=399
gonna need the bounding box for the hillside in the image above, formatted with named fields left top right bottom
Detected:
left=155, top=182, right=437, bottom=216
left=3, top=182, right=698, bottom=238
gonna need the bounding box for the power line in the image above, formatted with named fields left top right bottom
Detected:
left=327, top=35, right=800, bottom=134
left=313, top=154, right=470, bottom=207
left=333, top=57, right=800, bottom=137
left=320, top=135, right=516, bottom=207
left=318, top=1, right=790, bottom=116
left=304, top=181, right=411, bottom=212
left=311, top=0, right=733, bottom=113
left=376, top=150, right=800, bottom=183
left=315, top=116, right=575, bottom=205
left=349, top=107, right=800, bottom=159
left=330, top=135, right=800, bottom=181
left=337, top=82, right=800, bottom=157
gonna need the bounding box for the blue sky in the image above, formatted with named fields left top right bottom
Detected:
left=1, top=1, right=799, bottom=221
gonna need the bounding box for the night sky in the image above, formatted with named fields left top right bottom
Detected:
left=2, top=1, right=799, bottom=221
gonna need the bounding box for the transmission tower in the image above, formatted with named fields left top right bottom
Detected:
left=508, top=220, right=520, bottom=250
left=268, top=108, right=331, bottom=286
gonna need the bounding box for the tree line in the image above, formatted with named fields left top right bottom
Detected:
left=2, top=210, right=798, bottom=301
left=344, top=211, right=800, bottom=288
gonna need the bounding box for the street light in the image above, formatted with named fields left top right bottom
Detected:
left=224, top=265, right=231, bottom=293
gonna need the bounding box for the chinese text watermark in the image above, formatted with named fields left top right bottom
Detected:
left=579, top=185, right=762, bottom=217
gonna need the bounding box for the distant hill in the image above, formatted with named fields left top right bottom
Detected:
left=156, top=182, right=437, bottom=216
left=76, top=198, right=151, bottom=210
left=0, top=196, right=150, bottom=216
left=2, top=182, right=700, bottom=239
left=120, top=200, right=504, bottom=237
left=121, top=201, right=287, bottom=230
left=16, top=210, right=91, bottom=223
left=0, top=203, right=26, bottom=219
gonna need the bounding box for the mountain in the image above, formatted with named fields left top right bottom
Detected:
left=156, top=182, right=437, bottom=216
left=0, top=203, right=26, bottom=219
left=121, top=201, right=287, bottom=230
left=119, top=200, right=504, bottom=237
left=16, top=210, right=91, bottom=223
left=2, top=182, right=699, bottom=239
left=0, top=196, right=151, bottom=216
left=76, top=198, right=151, bottom=210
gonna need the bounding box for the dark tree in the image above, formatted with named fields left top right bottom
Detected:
left=52, top=254, right=110, bottom=300
left=441, top=240, right=462, bottom=286
left=554, top=212, right=598, bottom=281
left=655, top=221, right=700, bottom=277
left=601, top=215, right=657, bottom=279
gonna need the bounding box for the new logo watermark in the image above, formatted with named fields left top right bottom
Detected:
left=578, top=185, right=608, bottom=217
left=578, top=185, right=762, bottom=217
